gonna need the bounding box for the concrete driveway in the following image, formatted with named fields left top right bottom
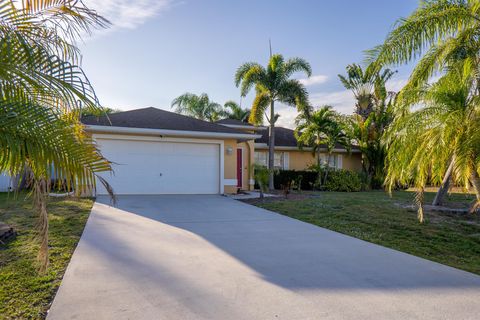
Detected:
left=48, top=195, right=480, bottom=320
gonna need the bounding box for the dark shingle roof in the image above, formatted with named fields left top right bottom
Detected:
left=215, top=119, right=254, bottom=127
left=256, top=127, right=298, bottom=147
left=82, top=107, right=248, bottom=134
left=255, top=126, right=358, bottom=150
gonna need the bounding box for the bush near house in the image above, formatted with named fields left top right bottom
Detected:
left=324, top=169, right=362, bottom=192
left=272, top=169, right=361, bottom=192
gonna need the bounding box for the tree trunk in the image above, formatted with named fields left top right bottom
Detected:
left=469, top=170, right=480, bottom=214
left=316, top=147, right=322, bottom=187
left=323, top=152, right=331, bottom=186
left=268, top=100, right=275, bottom=191
left=432, top=155, right=455, bottom=206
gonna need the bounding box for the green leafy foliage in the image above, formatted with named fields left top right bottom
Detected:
left=339, top=64, right=395, bottom=189
left=171, top=92, right=225, bottom=122
left=273, top=169, right=361, bottom=192
left=0, top=193, right=93, bottom=319
left=324, top=169, right=362, bottom=192
left=236, top=54, right=312, bottom=189
left=0, top=0, right=113, bottom=270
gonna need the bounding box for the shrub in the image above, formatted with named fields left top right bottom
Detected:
left=253, top=164, right=271, bottom=198
left=274, top=170, right=317, bottom=190
left=273, top=169, right=361, bottom=192
left=324, top=169, right=361, bottom=192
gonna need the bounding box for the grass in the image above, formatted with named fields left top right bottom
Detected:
left=0, top=193, right=93, bottom=319
left=248, top=190, right=480, bottom=275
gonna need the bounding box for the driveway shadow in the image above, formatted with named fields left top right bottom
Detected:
left=95, top=194, right=480, bottom=291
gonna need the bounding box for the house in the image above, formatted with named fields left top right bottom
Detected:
left=82, top=107, right=260, bottom=195
left=82, top=107, right=362, bottom=195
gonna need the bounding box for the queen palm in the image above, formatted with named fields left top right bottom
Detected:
left=224, top=100, right=250, bottom=122
left=0, top=1, right=112, bottom=271
left=171, top=93, right=224, bottom=122
left=235, top=54, right=312, bottom=189
left=368, top=0, right=480, bottom=203
left=384, top=67, right=480, bottom=221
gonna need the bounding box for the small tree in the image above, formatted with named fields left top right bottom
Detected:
left=295, top=106, right=350, bottom=187
left=253, top=164, right=270, bottom=199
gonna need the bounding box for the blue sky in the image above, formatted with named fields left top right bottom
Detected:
left=81, top=0, right=418, bottom=128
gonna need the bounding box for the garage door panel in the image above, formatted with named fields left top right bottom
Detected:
left=96, top=139, right=220, bottom=195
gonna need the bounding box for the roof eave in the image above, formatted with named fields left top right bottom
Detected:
left=254, top=143, right=360, bottom=153
left=85, top=125, right=261, bottom=140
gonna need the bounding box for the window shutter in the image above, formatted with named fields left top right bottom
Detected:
left=283, top=152, right=289, bottom=170
left=337, top=154, right=343, bottom=169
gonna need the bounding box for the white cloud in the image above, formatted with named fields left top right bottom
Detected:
left=310, top=90, right=356, bottom=114
left=84, top=0, right=176, bottom=32
left=298, top=74, right=328, bottom=86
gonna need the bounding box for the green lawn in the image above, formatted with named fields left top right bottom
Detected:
left=0, top=193, right=93, bottom=319
left=248, top=191, right=480, bottom=275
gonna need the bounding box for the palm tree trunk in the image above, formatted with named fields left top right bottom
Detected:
left=432, top=155, right=455, bottom=206
left=469, top=170, right=480, bottom=214
left=317, top=148, right=322, bottom=186
left=323, top=152, right=331, bottom=186
left=268, top=100, right=275, bottom=191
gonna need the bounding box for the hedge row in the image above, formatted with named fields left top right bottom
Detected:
left=271, top=169, right=362, bottom=192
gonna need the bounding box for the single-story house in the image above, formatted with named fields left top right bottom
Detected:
left=0, top=107, right=362, bottom=194
left=16, top=107, right=359, bottom=196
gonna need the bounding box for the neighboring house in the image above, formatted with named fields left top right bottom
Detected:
left=0, top=109, right=361, bottom=196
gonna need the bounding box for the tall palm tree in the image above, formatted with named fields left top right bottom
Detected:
left=171, top=93, right=224, bottom=122
left=367, top=0, right=480, bottom=204
left=0, top=0, right=112, bottom=271
left=235, top=54, right=312, bottom=189
left=224, top=100, right=250, bottom=122
left=384, top=67, right=480, bottom=221
left=295, top=106, right=337, bottom=185
left=338, top=64, right=395, bottom=188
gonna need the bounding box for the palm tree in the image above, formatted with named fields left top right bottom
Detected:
left=171, top=93, right=224, bottom=122
left=367, top=0, right=480, bottom=204
left=384, top=67, right=480, bottom=221
left=224, top=100, right=250, bottom=122
left=295, top=106, right=337, bottom=185
left=235, top=54, right=312, bottom=189
left=338, top=64, right=395, bottom=188
left=0, top=1, right=112, bottom=271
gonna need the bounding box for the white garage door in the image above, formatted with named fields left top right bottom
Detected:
left=95, top=138, right=220, bottom=195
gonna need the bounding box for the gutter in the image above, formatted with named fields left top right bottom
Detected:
left=218, top=124, right=267, bottom=131
left=84, top=125, right=262, bottom=140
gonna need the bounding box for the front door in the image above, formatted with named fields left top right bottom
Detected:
left=236, top=148, right=243, bottom=188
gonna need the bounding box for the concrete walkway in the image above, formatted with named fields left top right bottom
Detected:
left=48, top=195, right=480, bottom=320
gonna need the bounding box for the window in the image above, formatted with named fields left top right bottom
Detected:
left=254, top=151, right=267, bottom=166
left=320, top=154, right=342, bottom=169
left=274, top=152, right=283, bottom=168
left=255, top=151, right=289, bottom=170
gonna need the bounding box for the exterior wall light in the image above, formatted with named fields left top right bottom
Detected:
left=226, top=146, right=233, bottom=155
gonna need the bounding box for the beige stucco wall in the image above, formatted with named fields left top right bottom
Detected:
left=223, top=138, right=238, bottom=194
left=255, top=148, right=363, bottom=172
